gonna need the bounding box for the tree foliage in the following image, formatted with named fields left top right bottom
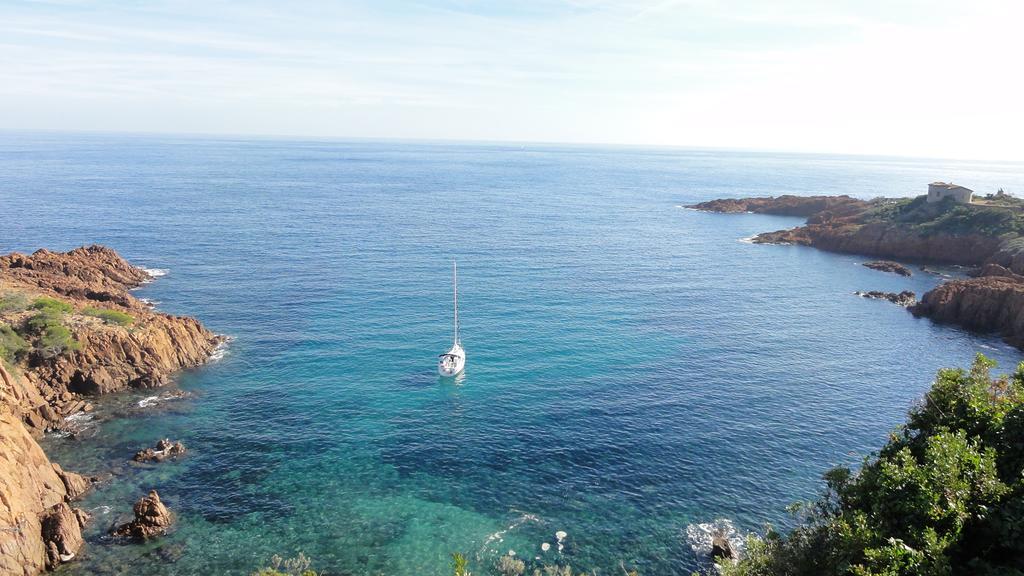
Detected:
left=723, top=355, right=1024, bottom=576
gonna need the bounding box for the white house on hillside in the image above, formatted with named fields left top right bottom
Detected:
left=927, top=182, right=973, bottom=204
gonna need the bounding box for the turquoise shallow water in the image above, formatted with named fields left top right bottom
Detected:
left=3, top=132, right=1024, bottom=575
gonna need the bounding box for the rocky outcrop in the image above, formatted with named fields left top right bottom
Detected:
left=51, top=464, right=90, bottom=501
left=855, top=290, right=917, bottom=307
left=0, top=246, right=223, bottom=433
left=0, top=246, right=221, bottom=574
left=0, top=245, right=150, bottom=308
left=752, top=223, right=1003, bottom=266
left=110, top=490, right=174, bottom=541
left=0, top=398, right=87, bottom=575
left=30, top=313, right=219, bottom=397
left=688, top=195, right=868, bottom=218
left=40, top=503, right=85, bottom=569
left=863, top=260, right=912, bottom=277
left=711, top=530, right=737, bottom=561
left=911, top=270, right=1024, bottom=347
left=133, top=439, right=187, bottom=463
left=690, top=195, right=1007, bottom=266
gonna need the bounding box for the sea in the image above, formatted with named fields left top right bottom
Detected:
left=2, top=131, right=1024, bottom=575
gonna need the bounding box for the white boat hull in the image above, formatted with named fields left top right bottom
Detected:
left=438, top=343, right=466, bottom=377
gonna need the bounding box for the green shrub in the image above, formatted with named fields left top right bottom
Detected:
left=30, top=297, right=73, bottom=314
left=0, top=292, right=29, bottom=313
left=83, top=307, right=135, bottom=326
left=0, top=324, right=30, bottom=362
left=37, top=323, right=80, bottom=358
left=26, top=308, right=65, bottom=335
left=24, top=307, right=80, bottom=358
left=723, top=354, right=1024, bottom=576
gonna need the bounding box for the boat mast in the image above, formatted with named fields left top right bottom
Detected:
left=453, top=260, right=460, bottom=345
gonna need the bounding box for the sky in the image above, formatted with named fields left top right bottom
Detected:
left=1, top=0, right=1023, bottom=160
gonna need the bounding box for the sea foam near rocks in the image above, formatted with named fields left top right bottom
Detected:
left=686, top=518, right=744, bottom=568
left=137, top=396, right=160, bottom=408
left=209, top=336, right=232, bottom=361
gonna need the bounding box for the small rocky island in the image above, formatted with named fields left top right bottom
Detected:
left=862, top=260, right=912, bottom=277
left=689, top=188, right=1024, bottom=348
left=855, top=290, right=917, bottom=307
left=0, top=246, right=223, bottom=574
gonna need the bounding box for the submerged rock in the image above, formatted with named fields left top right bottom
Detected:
left=863, top=260, right=912, bottom=277
left=855, top=290, right=917, bottom=307
left=133, top=439, right=187, bottom=463
left=110, top=490, right=174, bottom=541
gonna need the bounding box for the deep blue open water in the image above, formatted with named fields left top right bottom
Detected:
left=3, top=132, right=1024, bottom=575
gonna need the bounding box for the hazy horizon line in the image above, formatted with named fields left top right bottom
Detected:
left=5, top=126, right=1023, bottom=166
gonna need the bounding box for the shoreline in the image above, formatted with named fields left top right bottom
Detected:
left=0, top=245, right=223, bottom=574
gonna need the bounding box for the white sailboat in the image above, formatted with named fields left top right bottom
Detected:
left=438, top=260, right=466, bottom=377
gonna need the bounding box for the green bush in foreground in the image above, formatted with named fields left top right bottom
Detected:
left=83, top=306, right=135, bottom=326
left=722, top=354, right=1024, bottom=576
left=30, top=296, right=74, bottom=314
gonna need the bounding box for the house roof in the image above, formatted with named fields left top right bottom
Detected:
left=929, top=182, right=974, bottom=193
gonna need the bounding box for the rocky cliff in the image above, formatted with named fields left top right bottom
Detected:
left=911, top=265, right=1024, bottom=348
left=1, top=245, right=223, bottom=430
left=0, top=246, right=222, bottom=573
left=0, top=362, right=90, bottom=574
left=751, top=222, right=1004, bottom=266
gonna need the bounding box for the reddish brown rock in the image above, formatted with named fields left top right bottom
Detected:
left=0, top=402, right=88, bottom=575
left=855, top=290, right=917, bottom=307
left=863, top=260, right=913, bottom=277
left=41, top=503, right=83, bottom=570
left=0, top=246, right=224, bottom=414
left=51, top=464, right=90, bottom=501
left=0, top=245, right=150, bottom=308
left=133, top=439, right=187, bottom=463
left=711, top=530, right=737, bottom=560
left=752, top=223, right=1002, bottom=266
left=911, top=273, right=1024, bottom=348
left=111, top=490, right=174, bottom=541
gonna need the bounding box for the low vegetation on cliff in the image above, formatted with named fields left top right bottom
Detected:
left=864, top=195, right=1024, bottom=238
left=722, top=355, right=1024, bottom=576
left=82, top=306, right=135, bottom=326
left=0, top=296, right=83, bottom=360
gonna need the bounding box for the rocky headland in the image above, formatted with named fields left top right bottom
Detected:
left=690, top=194, right=1024, bottom=348
left=0, top=245, right=222, bottom=574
